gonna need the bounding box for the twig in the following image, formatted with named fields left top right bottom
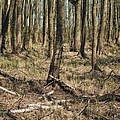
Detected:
left=0, top=86, right=20, bottom=96
left=39, top=90, right=54, bottom=99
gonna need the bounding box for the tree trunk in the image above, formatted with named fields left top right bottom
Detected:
left=42, top=0, right=46, bottom=46
left=72, top=0, right=81, bottom=52
left=92, top=0, right=97, bottom=72
left=29, top=0, right=33, bottom=49
left=1, top=0, right=17, bottom=54
left=34, top=0, right=39, bottom=43
left=16, top=0, right=22, bottom=51
left=96, top=0, right=107, bottom=55
left=11, top=0, right=17, bottom=53
left=107, top=0, right=113, bottom=43
left=22, top=0, right=28, bottom=50
left=80, top=0, right=87, bottom=58
left=48, top=0, right=54, bottom=58
left=47, top=0, right=64, bottom=84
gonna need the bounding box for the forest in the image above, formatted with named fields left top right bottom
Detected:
left=0, top=0, right=120, bottom=119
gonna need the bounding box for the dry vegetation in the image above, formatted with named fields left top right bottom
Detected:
left=0, top=42, right=120, bottom=120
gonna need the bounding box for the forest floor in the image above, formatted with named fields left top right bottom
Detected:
left=0, top=42, right=120, bottom=120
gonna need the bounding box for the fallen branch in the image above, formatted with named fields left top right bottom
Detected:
left=10, top=105, right=62, bottom=113
left=49, top=75, right=75, bottom=90
left=28, top=99, right=72, bottom=107
left=0, top=86, right=20, bottom=96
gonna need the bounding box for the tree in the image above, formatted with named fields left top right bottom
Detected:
left=42, top=0, right=46, bottom=46
left=29, top=0, right=33, bottom=49
left=96, top=0, right=107, bottom=55
left=34, top=0, right=39, bottom=43
left=47, top=0, right=54, bottom=58
left=73, top=0, right=81, bottom=52
left=107, top=0, right=113, bottom=43
left=80, top=0, right=87, bottom=58
left=16, top=0, right=22, bottom=51
left=91, top=0, right=97, bottom=72
left=47, top=0, right=64, bottom=84
left=22, top=0, right=28, bottom=50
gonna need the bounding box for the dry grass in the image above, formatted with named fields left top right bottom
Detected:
left=0, top=42, right=120, bottom=120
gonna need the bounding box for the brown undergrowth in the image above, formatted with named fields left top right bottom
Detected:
left=0, top=43, right=120, bottom=120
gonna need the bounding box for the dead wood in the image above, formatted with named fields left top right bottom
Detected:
left=0, top=86, right=20, bottom=96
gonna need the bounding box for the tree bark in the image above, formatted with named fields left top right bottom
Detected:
left=42, top=0, right=46, bottom=46
left=92, top=0, right=97, bottom=72
left=16, top=0, right=22, bottom=51
left=34, top=0, right=39, bottom=43
left=29, top=0, right=33, bottom=49
left=96, top=0, right=107, bottom=55
left=80, top=0, right=87, bottom=58
left=48, top=0, right=54, bottom=58
left=47, top=0, right=64, bottom=84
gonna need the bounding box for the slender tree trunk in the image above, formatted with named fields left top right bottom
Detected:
left=96, top=0, right=107, bottom=55
left=107, top=0, right=113, bottom=43
left=47, top=0, right=64, bottom=84
left=48, top=0, right=54, bottom=58
left=42, top=0, right=46, bottom=46
left=29, top=0, right=33, bottom=49
left=92, top=0, right=97, bottom=72
left=0, top=0, right=3, bottom=48
left=68, top=3, right=72, bottom=50
left=80, top=0, right=87, bottom=58
left=22, top=0, right=28, bottom=50
left=7, top=0, right=11, bottom=52
left=70, top=6, right=75, bottom=51
left=16, top=0, right=22, bottom=51
left=73, top=0, right=81, bottom=52
left=11, top=0, right=17, bottom=53
left=38, top=0, right=42, bottom=42
left=34, top=0, right=39, bottom=43
left=1, top=0, right=17, bottom=54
